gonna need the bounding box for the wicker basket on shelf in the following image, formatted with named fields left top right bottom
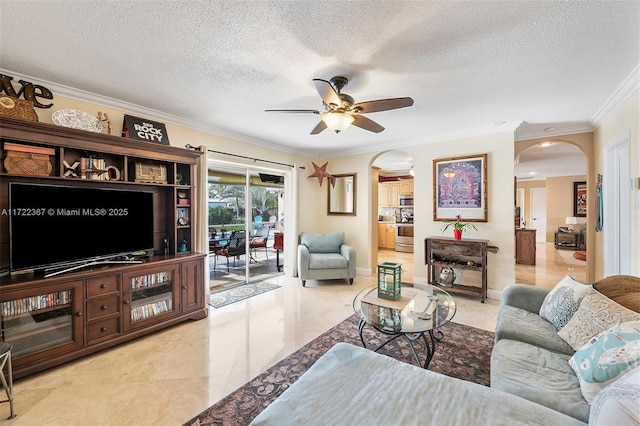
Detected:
left=3, top=142, right=54, bottom=176
left=0, top=96, right=38, bottom=122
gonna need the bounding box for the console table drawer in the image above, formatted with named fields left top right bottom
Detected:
left=87, top=317, right=120, bottom=344
left=87, top=275, right=120, bottom=298
left=87, top=296, right=120, bottom=320
left=429, top=240, right=483, bottom=255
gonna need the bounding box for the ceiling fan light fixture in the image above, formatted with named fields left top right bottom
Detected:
left=322, top=112, right=354, bottom=133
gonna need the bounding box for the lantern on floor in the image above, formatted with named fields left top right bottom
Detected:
left=377, top=262, right=402, bottom=301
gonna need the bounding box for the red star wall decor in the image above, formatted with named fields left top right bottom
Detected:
left=307, top=161, right=334, bottom=186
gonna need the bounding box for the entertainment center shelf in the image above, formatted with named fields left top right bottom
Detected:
left=0, top=116, right=207, bottom=378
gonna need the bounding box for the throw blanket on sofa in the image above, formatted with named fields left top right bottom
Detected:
left=250, top=342, right=585, bottom=426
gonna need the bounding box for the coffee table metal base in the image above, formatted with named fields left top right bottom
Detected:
left=358, top=319, right=444, bottom=369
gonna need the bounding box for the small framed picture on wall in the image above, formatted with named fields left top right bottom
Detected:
left=574, top=181, right=587, bottom=217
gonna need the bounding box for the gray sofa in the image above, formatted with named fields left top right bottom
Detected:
left=251, top=280, right=638, bottom=425
left=297, top=232, right=356, bottom=287
left=491, top=284, right=589, bottom=422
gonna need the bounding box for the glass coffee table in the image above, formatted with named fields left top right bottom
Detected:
left=352, top=284, right=456, bottom=369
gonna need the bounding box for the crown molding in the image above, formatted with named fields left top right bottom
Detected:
left=323, top=121, right=523, bottom=159
left=0, top=68, right=312, bottom=158
left=590, top=64, right=640, bottom=127
left=514, top=126, right=594, bottom=142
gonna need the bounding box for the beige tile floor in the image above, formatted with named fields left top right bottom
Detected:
left=1, top=243, right=585, bottom=425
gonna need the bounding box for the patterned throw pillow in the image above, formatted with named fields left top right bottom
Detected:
left=589, top=365, right=640, bottom=425
left=569, top=321, right=640, bottom=403
left=539, top=275, right=591, bottom=330
left=558, top=289, right=640, bottom=351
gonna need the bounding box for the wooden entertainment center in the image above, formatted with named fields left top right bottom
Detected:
left=0, top=116, right=207, bottom=378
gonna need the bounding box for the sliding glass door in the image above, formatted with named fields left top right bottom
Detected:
left=208, top=164, right=284, bottom=290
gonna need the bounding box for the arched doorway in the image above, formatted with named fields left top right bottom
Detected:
left=514, top=141, right=588, bottom=286
left=371, top=150, right=415, bottom=281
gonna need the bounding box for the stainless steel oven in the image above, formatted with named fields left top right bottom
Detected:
left=395, top=223, right=414, bottom=252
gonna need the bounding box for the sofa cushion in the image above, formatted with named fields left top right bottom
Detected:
left=495, top=305, right=574, bottom=355
left=491, top=339, right=590, bottom=423
left=589, top=366, right=640, bottom=426
left=300, top=232, right=344, bottom=253
left=539, top=275, right=591, bottom=330
left=308, top=253, right=348, bottom=270
left=569, top=320, right=640, bottom=403
left=593, top=275, right=640, bottom=313
left=558, top=288, right=640, bottom=351
left=501, top=283, right=550, bottom=313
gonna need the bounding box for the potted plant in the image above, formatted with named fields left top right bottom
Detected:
left=441, top=215, right=477, bottom=240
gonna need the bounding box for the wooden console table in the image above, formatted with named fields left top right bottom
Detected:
left=425, top=237, right=497, bottom=303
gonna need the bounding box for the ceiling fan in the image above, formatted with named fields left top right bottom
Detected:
left=265, top=76, right=414, bottom=134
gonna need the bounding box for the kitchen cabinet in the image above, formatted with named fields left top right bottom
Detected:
left=379, top=182, right=410, bottom=207
left=378, top=181, right=414, bottom=207
left=399, top=181, right=413, bottom=195
left=378, top=184, right=390, bottom=207
left=378, top=223, right=396, bottom=249
left=378, top=183, right=398, bottom=207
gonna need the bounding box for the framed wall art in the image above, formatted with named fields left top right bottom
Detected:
left=574, top=181, right=587, bottom=217
left=433, top=153, right=487, bottom=222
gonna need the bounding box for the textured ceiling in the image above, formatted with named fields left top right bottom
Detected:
left=1, top=1, right=638, bottom=168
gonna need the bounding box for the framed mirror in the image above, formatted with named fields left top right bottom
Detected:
left=328, top=173, right=357, bottom=215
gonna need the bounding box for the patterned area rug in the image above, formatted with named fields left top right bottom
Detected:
left=209, top=281, right=281, bottom=308
left=184, top=315, right=494, bottom=426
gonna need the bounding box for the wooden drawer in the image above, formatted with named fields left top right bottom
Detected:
left=86, top=275, right=120, bottom=298
left=87, top=295, right=120, bottom=320
left=430, top=240, right=483, bottom=256
left=86, top=317, right=120, bottom=344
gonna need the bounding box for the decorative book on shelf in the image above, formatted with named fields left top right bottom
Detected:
left=79, top=156, right=107, bottom=180
left=1, top=291, right=71, bottom=316
left=131, top=272, right=171, bottom=289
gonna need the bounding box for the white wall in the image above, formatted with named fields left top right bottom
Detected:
left=311, top=130, right=517, bottom=297
left=594, top=90, right=640, bottom=277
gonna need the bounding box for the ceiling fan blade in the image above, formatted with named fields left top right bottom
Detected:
left=313, top=79, right=341, bottom=107
left=310, top=120, right=327, bottom=135
left=265, top=109, right=321, bottom=114
left=352, top=115, right=385, bottom=133
left=353, top=97, right=414, bottom=113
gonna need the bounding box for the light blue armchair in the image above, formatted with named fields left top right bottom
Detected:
left=297, top=232, right=356, bottom=287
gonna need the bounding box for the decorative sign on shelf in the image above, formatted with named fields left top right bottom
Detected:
left=0, top=73, right=54, bottom=108
left=122, top=114, right=170, bottom=145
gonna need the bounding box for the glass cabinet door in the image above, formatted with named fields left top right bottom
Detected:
left=0, top=281, right=84, bottom=362
left=123, top=264, right=179, bottom=331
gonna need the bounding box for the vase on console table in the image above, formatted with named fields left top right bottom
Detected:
left=453, top=229, right=462, bottom=240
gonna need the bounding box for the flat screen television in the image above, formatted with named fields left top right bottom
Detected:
left=9, top=183, right=155, bottom=275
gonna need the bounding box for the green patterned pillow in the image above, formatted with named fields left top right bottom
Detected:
left=569, top=321, right=640, bottom=403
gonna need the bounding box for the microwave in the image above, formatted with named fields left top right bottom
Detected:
left=399, top=194, right=413, bottom=206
